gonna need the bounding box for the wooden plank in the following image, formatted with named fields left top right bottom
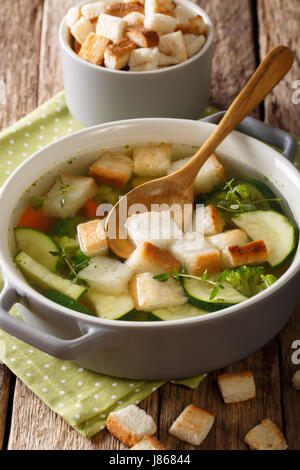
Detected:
left=258, top=0, right=300, bottom=135
left=197, top=0, right=259, bottom=115
left=0, top=0, right=44, bottom=450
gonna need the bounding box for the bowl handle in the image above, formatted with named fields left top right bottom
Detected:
left=201, top=111, right=297, bottom=162
left=0, top=283, right=120, bottom=360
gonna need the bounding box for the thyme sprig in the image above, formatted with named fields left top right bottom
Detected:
left=30, top=176, right=73, bottom=211
left=49, top=246, right=90, bottom=286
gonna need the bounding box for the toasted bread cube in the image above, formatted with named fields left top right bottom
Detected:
left=292, top=370, right=300, bottom=390
left=125, top=211, right=182, bottom=250
left=77, top=219, right=108, bottom=257
left=217, top=371, right=256, bottom=404
left=159, top=31, right=188, bottom=63
left=133, top=143, right=172, bottom=177
left=177, top=15, right=207, bottom=36
left=71, top=17, right=94, bottom=45
left=169, top=405, right=215, bottom=446
left=107, top=2, right=144, bottom=17
left=170, top=233, right=221, bottom=276
left=78, top=33, right=110, bottom=65
left=130, top=272, right=187, bottom=311
left=207, top=229, right=248, bottom=251
left=104, top=37, right=136, bottom=69
left=66, top=6, right=82, bottom=28
left=221, top=240, right=268, bottom=269
left=79, top=256, right=133, bottom=295
left=145, top=0, right=174, bottom=16
left=125, top=0, right=144, bottom=4
left=107, top=405, right=157, bottom=447
left=174, top=5, right=192, bottom=26
left=43, top=174, right=98, bottom=219
left=158, top=52, right=180, bottom=66
left=144, top=13, right=177, bottom=36
left=126, top=25, right=159, bottom=47
left=183, top=33, right=206, bottom=58
left=96, top=13, right=126, bottom=42
left=81, top=2, right=106, bottom=19
left=124, top=11, right=145, bottom=26
left=244, top=419, right=288, bottom=450
left=194, top=205, right=226, bottom=236
left=74, top=39, right=82, bottom=54
left=89, top=151, right=133, bottom=188
left=129, top=46, right=159, bottom=71
left=131, top=434, right=166, bottom=450
left=126, top=242, right=181, bottom=274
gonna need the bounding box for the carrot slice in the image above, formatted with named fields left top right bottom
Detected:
left=84, top=199, right=99, bottom=219
left=17, top=208, right=54, bottom=232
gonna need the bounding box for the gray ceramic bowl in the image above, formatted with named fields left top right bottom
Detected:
left=59, top=0, right=214, bottom=126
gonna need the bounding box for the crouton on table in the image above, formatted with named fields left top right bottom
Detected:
left=129, top=46, right=160, bottom=70
left=78, top=256, right=133, bottom=295
left=169, top=404, right=215, bottom=446
left=96, top=13, right=126, bottom=42
left=43, top=174, right=98, bottom=218
left=77, top=219, right=108, bottom=257
left=104, top=38, right=136, bottom=69
left=130, top=272, right=187, bottom=311
left=71, top=16, right=94, bottom=45
left=144, top=13, right=177, bottom=36
left=159, top=31, right=188, bottom=63
left=81, top=2, right=106, bottom=19
left=107, top=405, right=157, bottom=447
left=78, top=33, right=110, bottom=65
left=131, top=434, right=166, bottom=450
left=126, top=241, right=181, bottom=274
left=126, top=25, right=159, bottom=47
left=221, top=240, right=268, bottom=269
left=89, top=151, right=133, bottom=187
left=125, top=211, right=182, bottom=250
left=133, top=144, right=172, bottom=177
left=244, top=419, right=288, bottom=450
left=217, top=371, right=256, bottom=404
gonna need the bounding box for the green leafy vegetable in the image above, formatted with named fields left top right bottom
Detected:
left=225, top=266, right=277, bottom=297
left=50, top=237, right=90, bottom=286
left=95, top=185, right=121, bottom=206
left=50, top=216, right=86, bottom=238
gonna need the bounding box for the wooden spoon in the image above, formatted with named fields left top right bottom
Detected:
left=106, top=45, right=294, bottom=258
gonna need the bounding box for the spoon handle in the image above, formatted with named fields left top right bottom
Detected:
left=181, top=45, right=294, bottom=181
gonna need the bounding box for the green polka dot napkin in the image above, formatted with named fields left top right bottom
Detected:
left=0, top=92, right=299, bottom=438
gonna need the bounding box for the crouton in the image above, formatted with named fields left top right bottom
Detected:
left=244, top=419, right=288, bottom=450
left=194, top=205, right=226, bottom=236
left=84, top=291, right=134, bottom=319
left=221, top=240, right=268, bottom=269
left=107, top=405, right=157, bottom=447
left=144, top=13, right=177, bottom=36
left=126, top=242, right=181, bottom=274
left=81, top=2, right=106, bottom=19
left=107, top=2, right=144, bottom=17
left=71, top=17, right=94, bottom=45
left=158, top=52, right=180, bottom=66
left=74, top=39, right=82, bottom=54
left=174, top=5, right=192, bottom=26
left=169, top=404, right=215, bottom=446
left=169, top=233, right=221, bottom=276
left=177, top=15, right=207, bottom=36
left=292, top=370, right=300, bottom=390
left=124, top=11, right=145, bottom=26
left=129, top=47, right=160, bottom=71
left=125, top=211, right=182, bottom=250
left=104, top=37, right=136, bottom=69
left=131, top=435, right=166, bottom=450
left=133, top=144, right=172, bottom=177
left=77, top=219, right=108, bottom=257
left=125, top=0, right=144, bottom=4
left=217, top=371, right=256, bottom=404
left=130, top=272, right=187, bottom=311
left=78, top=256, right=133, bottom=295
left=207, top=229, right=248, bottom=251
left=78, top=33, right=110, bottom=65
left=89, top=151, right=133, bottom=188
left=66, top=6, right=81, bottom=28
left=183, top=34, right=206, bottom=58
left=96, top=13, right=126, bottom=42
left=145, top=0, right=174, bottom=16
left=43, top=174, right=98, bottom=219
left=168, top=154, right=226, bottom=195
left=126, top=25, right=159, bottom=47
left=159, top=31, right=188, bottom=63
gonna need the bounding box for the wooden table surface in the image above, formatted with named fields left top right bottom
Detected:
left=0, top=0, right=299, bottom=451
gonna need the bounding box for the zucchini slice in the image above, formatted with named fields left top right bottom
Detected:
left=183, top=277, right=247, bottom=312
left=241, top=178, right=282, bottom=212
left=232, top=210, right=297, bottom=267
left=15, top=251, right=86, bottom=300
left=84, top=291, right=135, bottom=320
left=45, top=290, right=93, bottom=316
left=149, top=304, right=208, bottom=321
left=14, top=227, right=59, bottom=272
